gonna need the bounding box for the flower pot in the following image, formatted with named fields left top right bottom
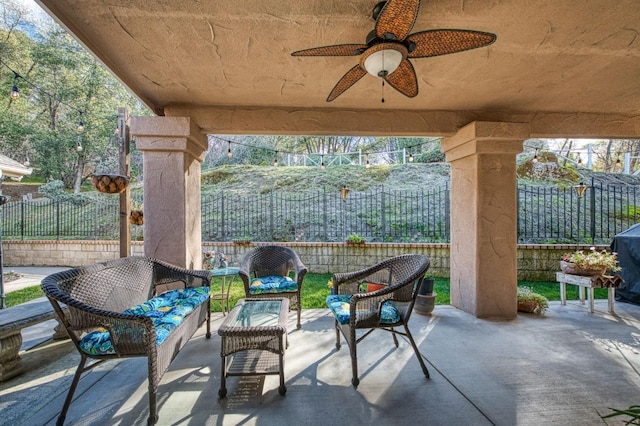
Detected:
left=518, top=300, right=541, bottom=314
left=560, top=260, right=605, bottom=276
left=130, top=210, right=143, bottom=225
left=418, top=277, right=435, bottom=295
left=91, top=174, right=129, bottom=194
left=414, top=292, right=437, bottom=315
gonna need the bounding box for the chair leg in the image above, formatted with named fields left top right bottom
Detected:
left=206, top=299, right=212, bottom=338
left=57, top=355, right=88, bottom=426
left=334, top=320, right=341, bottom=350
left=148, top=358, right=159, bottom=425
left=391, top=328, right=399, bottom=348
left=404, top=323, right=430, bottom=379
left=350, top=332, right=359, bottom=388
left=296, top=305, right=301, bottom=329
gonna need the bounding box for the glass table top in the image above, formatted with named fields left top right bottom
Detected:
left=229, top=299, right=283, bottom=328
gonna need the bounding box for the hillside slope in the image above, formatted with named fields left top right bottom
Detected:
left=201, top=162, right=640, bottom=195
left=201, top=163, right=452, bottom=194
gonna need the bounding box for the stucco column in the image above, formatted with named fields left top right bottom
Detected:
left=442, top=121, right=529, bottom=318
left=130, top=117, right=207, bottom=269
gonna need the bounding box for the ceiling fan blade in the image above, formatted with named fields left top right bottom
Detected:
left=292, top=44, right=368, bottom=57
left=407, top=29, right=496, bottom=58
left=384, top=59, right=418, bottom=98
left=375, top=0, right=421, bottom=41
left=327, top=65, right=367, bottom=102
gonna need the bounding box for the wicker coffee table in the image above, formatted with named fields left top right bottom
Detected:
left=218, top=298, right=289, bottom=398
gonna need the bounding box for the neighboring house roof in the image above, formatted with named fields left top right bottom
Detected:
left=0, top=154, right=33, bottom=181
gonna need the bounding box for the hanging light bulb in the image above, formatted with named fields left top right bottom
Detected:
left=320, top=155, right=325, bottom=170
left=409, top=152, right=414, bottom=162
left=273, top=151, right=279, bottom=167
left=76, top=136, right=83, bottom=152
left=77, top=112, right=84, bottom=132
left=532, top=149, right=539, bottom=163
left=10, top=72, right=20, bottom=99
left=577, top=155, right=582, bottom=165
left=366, top=156, right=371, bottom=168
left=227, top=141, right=232, bottom=158
left=616, top=157, right=621, bottom=167
left=24, top=156, right=30, bottom=167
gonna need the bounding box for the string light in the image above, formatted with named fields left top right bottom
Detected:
left=76, top=112, right=84, bottom=132
left=532, top=149, right=539, bottom=162
left=366, top=156, right=371, bottom=168
left=210, top=135, right=437, bottom=169
left=273, top=151, right=278, bottom=167
left=23, top=157, right=30, bottom=167
left=76, top=135, right=83, bottom=151
left=616, top=157, right=621, bottom=167
left=3, top=62, right=88, bottom=134
left=577, top=155, right=582, bottom=165
left=320, top=155, right=325, bottom=170
left=10, top=72, right=20, bottom=99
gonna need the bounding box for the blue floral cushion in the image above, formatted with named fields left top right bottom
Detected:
left=249, top=275, right=297, bottom=295
left=326, top=294, right=401, bottom=325
left=78, top=286, right=209, bottom=356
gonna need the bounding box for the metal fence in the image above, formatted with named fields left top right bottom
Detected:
left=518, top=178, right=640, bottom=244
left=2, top=180, right=639, bottom=243
left=201, top=185, right=450, bottom=243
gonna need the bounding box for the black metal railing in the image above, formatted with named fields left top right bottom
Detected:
left=2, top=180, right=639, bottom=244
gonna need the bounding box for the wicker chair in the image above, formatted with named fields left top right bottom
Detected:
left=327, top=254, right=430, bottom=387
left=41, top=256, right=211, bottom=426
left=238, top=245, right=308, bottom=329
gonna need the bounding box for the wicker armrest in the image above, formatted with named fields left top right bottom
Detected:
left=88, top=311, right=155, bottom=355
left=332, top=264, right=390, bottom=295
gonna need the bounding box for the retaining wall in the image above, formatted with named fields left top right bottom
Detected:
left=2, top=240, right=609, bottom=281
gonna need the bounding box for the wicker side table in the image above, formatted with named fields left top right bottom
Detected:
left=218, top=298, right=289, bottom=398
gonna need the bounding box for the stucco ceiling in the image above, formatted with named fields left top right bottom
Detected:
left=36, top=0, right=640, bottom=137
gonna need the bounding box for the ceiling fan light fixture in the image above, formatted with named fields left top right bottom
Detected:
left=361, top=43, right=407, bottom=77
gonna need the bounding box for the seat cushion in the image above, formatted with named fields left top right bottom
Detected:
left=326, top=294, right=401, bottom=325
left=248, top=275, right=297, bottom=295
left=78, top=286, right=209, bottom=356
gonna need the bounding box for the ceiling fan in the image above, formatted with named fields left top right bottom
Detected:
left=291, top=0, right=496, bottom=102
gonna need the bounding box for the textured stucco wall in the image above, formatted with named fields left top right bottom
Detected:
left=2, top=240, right=605, bottom=282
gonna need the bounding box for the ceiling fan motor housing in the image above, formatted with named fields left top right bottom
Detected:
left=360, top=42, right=408, bottom=77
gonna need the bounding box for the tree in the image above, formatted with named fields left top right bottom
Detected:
left=1, top=0, right=151, bottom=191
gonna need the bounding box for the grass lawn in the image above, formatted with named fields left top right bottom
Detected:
left=5, top=286, right=45, bottom=308
left=6, top=274, right=612, bottom=312
left=210, top=274, right=612, bottom=312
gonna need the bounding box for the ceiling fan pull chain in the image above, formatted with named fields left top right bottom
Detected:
left=381, top=80, right=385, bottom=103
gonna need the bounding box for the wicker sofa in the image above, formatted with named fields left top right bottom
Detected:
left=41, top=256, right=211, bottom=426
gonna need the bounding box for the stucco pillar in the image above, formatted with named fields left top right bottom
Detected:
left=441, top=121, right=529, bottom=319
left=130, top=117, right=207, bottom=269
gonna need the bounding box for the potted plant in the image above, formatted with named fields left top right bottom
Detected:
left=345, top=233, right=365, bottom=245
left=517, top=286, right=549, bottom=314
left=414, top=275, right=437, bottom=315
left=232, top=236, right=251, bottom=245
left=418, top=274, right=435, bottom=296
left=561, top=247, right=621, bottom=276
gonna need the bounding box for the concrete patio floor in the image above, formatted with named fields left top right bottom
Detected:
left=2, top=299, right=639, bottom=426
